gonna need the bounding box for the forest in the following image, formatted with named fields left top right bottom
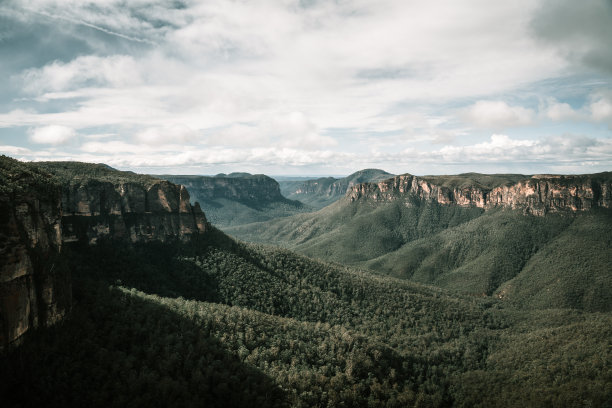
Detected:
left=1, top=226, right=610, bottom=407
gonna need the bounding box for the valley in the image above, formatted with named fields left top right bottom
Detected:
left=0, top=155, right=611, bottom=407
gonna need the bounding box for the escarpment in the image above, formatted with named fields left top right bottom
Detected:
left=1, top=158, right=208, bottom=349
left=163, top=173, right=287, bottom=205
left=347, top=172, right=612, bottom=215
left=0, top=157, right=69, bottom=350
left=59, top=179, right=206, bottom=244
left=37, top=162, right=207, bottom=245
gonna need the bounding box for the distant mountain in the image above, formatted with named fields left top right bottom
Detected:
left=161, top=173, right=309, bottom=227
left=227, top=172, right=612, bottom=311
left=278, top=168, right=394, bottom=209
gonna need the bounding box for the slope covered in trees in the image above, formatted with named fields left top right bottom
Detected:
left=226, top=180, right=612, bottom=312
left=1, top=227, right=610, bottom=407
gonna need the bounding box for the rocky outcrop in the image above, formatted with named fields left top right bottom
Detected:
left=60, top=179, right=207, bottom=245
left=347, top=173, right=612, bottom=215
left=0, top=157, right=69, bottom=350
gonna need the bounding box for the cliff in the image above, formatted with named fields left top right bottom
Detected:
left=280, top=169, right=394, bottom=209
left=163, top=173, right=287, bottom=205
left=37, top=162, right=207, bottom=245
left=0, top=157, right=69, bottom=350
left=347, top=172, right=612, bottom=215
left=161, top=173, right=307, bottom=227
left=1, top=158, right=208, bottom=349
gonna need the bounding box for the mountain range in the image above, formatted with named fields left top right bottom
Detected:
left=0, top=155, right=610, bottom=407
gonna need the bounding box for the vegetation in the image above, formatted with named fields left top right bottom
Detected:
left=36, top=161, right=160, bottom=187
left=1, top=227, right=610, bottom=407
left=1, top=160, right=610, bottom=406
left=0, top=155, right=61, bottom=196
left=227, top=193, right=612, bottom=312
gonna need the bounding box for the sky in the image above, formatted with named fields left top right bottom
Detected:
left=0, top=0, right=611, bottom=176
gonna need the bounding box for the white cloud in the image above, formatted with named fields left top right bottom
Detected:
left=1, top=0, right=611, bottom=175
left=0, top=145, right=32, bottom=155
left=28, top=125, right=76, bottom=144
left=463, top=101, right=535, bottom=128
left=21, top=55, right=142, bottom=94
left=134, top=124, right=199, bottom=145
left=589, top=93, right=612, bottom=123
left=543, top=99, right=582, bottom=121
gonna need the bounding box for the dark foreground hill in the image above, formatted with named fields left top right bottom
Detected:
left=278, top=169, right=394, bottom=209
left=162, top=173, right=309, bottom=227
left=226, top=172, right=612, bottom=312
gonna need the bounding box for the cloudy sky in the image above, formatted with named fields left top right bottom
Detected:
left=1, top=0, right=611, bottom=176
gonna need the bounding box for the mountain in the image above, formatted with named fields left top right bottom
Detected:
left=1, top=158, right=610, bottom=406
left=162, top=173, right=308, bottom=227
left=226, top=172, right=612, bottom=311
left=279, top=169, right=394, bottom=209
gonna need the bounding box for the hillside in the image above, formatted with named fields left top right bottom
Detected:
left=279, top=169, right=394, bottom=209
left=1, top=159, right=611, bottom=406
left=162, top=173, right=309, bottom=227
left=226, top=172, right=612, bottom=311
left=1, top=227, right=610, bottom=407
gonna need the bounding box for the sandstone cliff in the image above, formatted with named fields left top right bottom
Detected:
left=347, top=172, right=612, bottom=215
left=1, top=159, right=208, bottom=349
left=38, top=162, right=207, bottom=244
left=280, top=169, right=394, bottom=209
left=0, top=157, right=69, bottom=350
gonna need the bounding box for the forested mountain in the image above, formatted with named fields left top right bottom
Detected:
left=1, top=228, right=610, bottom=407
left=161, top=173, right=309, bottom=227
left=1, top=158, right=611, bottom=407
left=226, top=172, right=612, bottom=311
left=278, top=169, right=394, bottom=209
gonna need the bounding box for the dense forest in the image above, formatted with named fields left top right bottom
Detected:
left=1, top=227, right=610, bottom=407
left=226, top=192, right=612, bottom=311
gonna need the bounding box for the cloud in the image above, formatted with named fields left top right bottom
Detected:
left=21, top=55, right=142, bottom=93
left=530, top=0, right=612, bottom=74
left=28, top=125, right=76, bottom=144
left=543, top=99, right=582, bottom=121
left=0, top=145, right=32, bottom=155
left=463, top=101, right=535, bottom=128
left=589, top=92, right=612, bottom=124
left=134, top=124, right=199, bottom=145
left=1, top=0, right=610, bottom=175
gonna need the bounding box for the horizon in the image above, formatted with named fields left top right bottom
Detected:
left=1, top=1, right=611, bottom=175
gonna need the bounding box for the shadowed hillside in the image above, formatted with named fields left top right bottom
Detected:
left=162, top=173, right=309, bottom=227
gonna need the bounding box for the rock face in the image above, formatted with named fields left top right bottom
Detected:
left=163, top=173, right=287, bottom=205
left=36, top=162, right=207, bottom=245
left=60, top=179, right=207, bottom=245
left=0, top=157, right=69, bottom=350
left=1, top=158, right=208, bottom=349
left=280, top=169, right=394, bottom=209
left=347, top=173, right=612, bottom=215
